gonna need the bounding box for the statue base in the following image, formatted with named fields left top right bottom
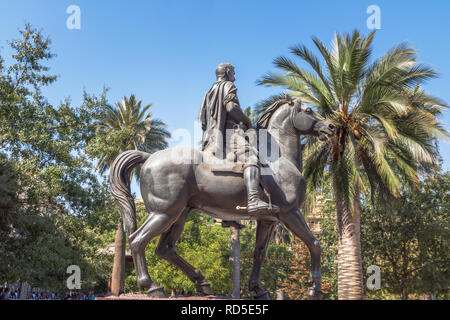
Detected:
left=95, top=293, right=235, bottom=300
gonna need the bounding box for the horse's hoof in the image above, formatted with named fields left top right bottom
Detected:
left=196, top=282, right=214, bottom=296
left=307, top=287, right=322, bottom=300
left=147, top=284, right=168, bottom=298
left=137, top=276, right=151, bottom=291
left=253, top=290, right=271, bottom=300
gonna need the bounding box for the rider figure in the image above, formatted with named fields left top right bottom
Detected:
left=199, top=62, right=279, bottom=215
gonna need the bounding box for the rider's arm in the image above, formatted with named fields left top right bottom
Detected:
left=223, top=82, right=252, bottom=129
left=226, top=101, right=253, bottom=129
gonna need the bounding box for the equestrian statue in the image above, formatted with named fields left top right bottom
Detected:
left=109, top=62, right=334, bottom=300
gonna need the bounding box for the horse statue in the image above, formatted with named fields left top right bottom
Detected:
left=109, top=97, right=334, bottom=299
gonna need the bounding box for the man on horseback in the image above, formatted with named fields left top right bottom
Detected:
left=198, top=62, right=279, bottom=215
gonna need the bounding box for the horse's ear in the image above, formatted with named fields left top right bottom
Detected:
left=293, top=99, right=302, bottom=112
left=283, top=93, right=294, bottom=106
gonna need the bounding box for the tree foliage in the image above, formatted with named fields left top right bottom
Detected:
left=361, top=167, right=450, bottom=299
left=0, top=24, right=117, bottom=292
left=281, top=239, right=332, bottom=299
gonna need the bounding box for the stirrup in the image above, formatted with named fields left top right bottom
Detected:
left=248, top=202, right=280, bottom=214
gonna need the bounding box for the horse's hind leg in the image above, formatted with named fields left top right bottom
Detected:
left=155, top=209, right=214, bottom=296
left=249, top=220, right=276, bottom=300
left=279, top=208, right=322, bottom=300
left=129, top=211, right=181, bottom=297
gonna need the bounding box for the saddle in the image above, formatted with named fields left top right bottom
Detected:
left=209, top=151, right=269, bottom=174
left=210, top=158, right=244, bottom=174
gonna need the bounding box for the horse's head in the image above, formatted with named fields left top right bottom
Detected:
left=291, top=99, right=334, bottom=141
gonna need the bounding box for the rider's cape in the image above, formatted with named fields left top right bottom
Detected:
left=198, top=80, right=239, bottom=156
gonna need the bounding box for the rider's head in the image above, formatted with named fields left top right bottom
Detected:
left=216, top=63, right=235, bottom=82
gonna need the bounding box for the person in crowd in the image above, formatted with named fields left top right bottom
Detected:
left=1, top=287, right=10, bottom=300
left=6, top=288, right=13, bottom=300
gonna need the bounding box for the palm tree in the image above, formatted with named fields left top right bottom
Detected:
left=258, top=30, right=447, bottom=299
left=95, top=95, right=170, bottom=180
left=93, top=94, right=170, bottom=295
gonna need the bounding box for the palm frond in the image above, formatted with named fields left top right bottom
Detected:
left=258, top=30, right=447, bottom=206
left=92, top=95, right=170, bottom=181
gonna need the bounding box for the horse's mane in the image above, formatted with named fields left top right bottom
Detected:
left=256, top=94, right=294, bottom=129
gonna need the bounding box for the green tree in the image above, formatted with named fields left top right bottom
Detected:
left=86, top=94, right=170, bottom=295
left=258, top=30, right=447, bottom=299
left=0, top=24, right=117, bottom=292
left=0, top=154, right=19, bottom=227
left=361, top=166, right=450, bottom=300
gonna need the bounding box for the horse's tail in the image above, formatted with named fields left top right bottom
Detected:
left=110, top=150, right=151, bottom=234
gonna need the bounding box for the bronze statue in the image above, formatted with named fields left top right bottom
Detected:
left=110, top=63, right=334, bottom=299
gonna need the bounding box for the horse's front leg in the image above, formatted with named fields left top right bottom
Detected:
left=278, top=208, right=323, bottom=300
left=249, top=220, right=276, bottom=300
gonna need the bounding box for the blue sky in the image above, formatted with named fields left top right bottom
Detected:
left=1, top=0, right=449, bottom=196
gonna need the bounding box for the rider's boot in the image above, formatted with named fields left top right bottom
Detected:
left=244, top=166, right=280, bottom=215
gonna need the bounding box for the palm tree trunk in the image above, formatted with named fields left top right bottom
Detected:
left=335, top=185, right=364, bottom=300
left=401, top=288, right=409, bottom=300
left=230, top=223, right=241, bottom=299
left=111, top=218, right=126, bottom=296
